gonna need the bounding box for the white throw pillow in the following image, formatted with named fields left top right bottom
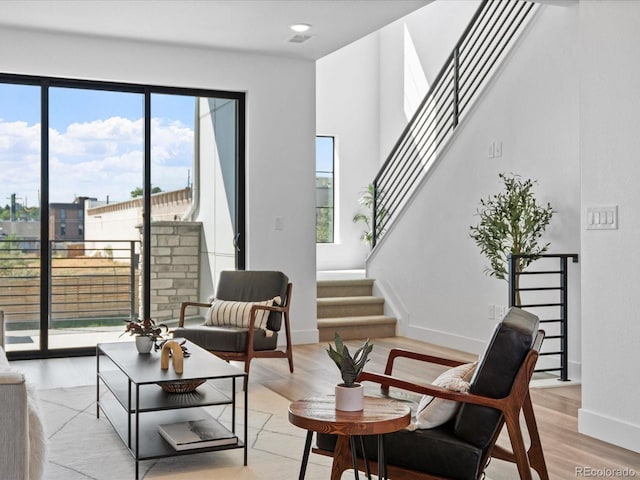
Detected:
left=410, top=362, right=477, bottom=430
left=204, top=296, right=281, bottom=332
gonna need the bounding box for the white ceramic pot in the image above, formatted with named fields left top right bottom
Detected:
left=335, top=383, right=364, bottom=411
left=135, top=336, right=154, bottom=354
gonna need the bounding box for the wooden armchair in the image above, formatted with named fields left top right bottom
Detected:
left=173, top=270, right=293, bottom=388
left=314, top=307, right=549, bottom=480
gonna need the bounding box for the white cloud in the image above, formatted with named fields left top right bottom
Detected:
left=1, top=116, right=194, bottom=203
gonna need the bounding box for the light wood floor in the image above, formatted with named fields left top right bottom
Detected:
left=15, top=336, right=640, bottom=479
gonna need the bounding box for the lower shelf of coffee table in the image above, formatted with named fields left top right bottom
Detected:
left=98, top=370, right=237, bottom=412
left=99, top=394, right=244, bottom=461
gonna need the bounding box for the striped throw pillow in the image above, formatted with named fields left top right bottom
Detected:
left=204, top=296, right=281, bottom=331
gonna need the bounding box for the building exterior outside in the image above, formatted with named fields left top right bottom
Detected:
left=49, top=197, right=92, bottom=242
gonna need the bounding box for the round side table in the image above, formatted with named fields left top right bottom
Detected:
left=288, top=395, right=411, bottom=480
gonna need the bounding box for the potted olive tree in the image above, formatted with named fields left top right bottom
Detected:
left=469, top=173, right=554, bottom=305
left=326, top=332, right=373, bottom=411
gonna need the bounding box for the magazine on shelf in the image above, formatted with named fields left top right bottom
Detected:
left=158, top=417, right=238, bottom=451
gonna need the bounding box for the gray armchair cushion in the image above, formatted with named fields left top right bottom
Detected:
left=317, top=425, right=484, bottom=480
left=174, top=326, right=278, bottom=352
left=215, top=270, right=289, bottom=331
left=175, top=270, right=289, bottom=353
left=454, top=307, right=539, bottom=449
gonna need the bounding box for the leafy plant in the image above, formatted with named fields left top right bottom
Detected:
left=353, top=184, right=387, bottom=246
left=326, top=332, right=373, bottom=387
left=121, top=316, right=167, bottom=343
left=469, top=173, right=554, bottom=304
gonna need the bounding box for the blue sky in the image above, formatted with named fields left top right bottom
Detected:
left=0, top=84, right=193, bottom=129
left=0, top=84, right=195, bottom=204
left=316, top=135, right=334, bottom=176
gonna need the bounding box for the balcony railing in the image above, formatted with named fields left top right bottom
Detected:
left=0, top=239, right=139, bottom=331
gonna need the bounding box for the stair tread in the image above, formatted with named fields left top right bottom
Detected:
left=317, top=296, right=384, bottom=305
left=318, top=315, right=396, bottom=326
left=317, top=279, right=374, bottom=287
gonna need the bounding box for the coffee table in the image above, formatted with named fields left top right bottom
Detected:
left=96, top=341, right=247, bottom=479
left=288, top=395, right=411, bottom=480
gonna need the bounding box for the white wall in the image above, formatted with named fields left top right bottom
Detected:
left=368, top=2, right=581, bottom=365
left=378, top=0, right=480, bottom=158
left=578, top=0, right=640, bottom=454
left=0, top=26, right=318, bottom=345
left=316, top=33, right=380, bottom=271
left=316, top=0, right=478, bottom=271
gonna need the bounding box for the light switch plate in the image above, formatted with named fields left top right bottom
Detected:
left=586, top=206, right=618, bottom=230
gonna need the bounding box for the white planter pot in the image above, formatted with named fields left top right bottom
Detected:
left=335, top=383, right=364, bottom=411
left=135, top=336, right=154, bottom=354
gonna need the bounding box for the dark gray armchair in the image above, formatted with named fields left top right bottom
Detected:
left=173, top=270, right=293, bottom=387
left=315, top=307, right=549, bottom=480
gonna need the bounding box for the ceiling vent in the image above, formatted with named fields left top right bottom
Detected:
left=288, top=34, right=313, bottom=44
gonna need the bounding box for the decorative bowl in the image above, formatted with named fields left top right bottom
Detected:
left=158, top=379, right=205, bottom=394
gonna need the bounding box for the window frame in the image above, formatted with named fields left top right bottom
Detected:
left=315, top=135, right=335, bottom=244
left=0, top=72, right=246, bottom=359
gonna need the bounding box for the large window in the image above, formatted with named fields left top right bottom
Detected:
left=316, top=136, right=335, bottom=243
left=0, top=74, right=245, bottom=358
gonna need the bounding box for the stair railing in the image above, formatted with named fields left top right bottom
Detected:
left=372, top=0, right=538, bottom=247
left=508, top=253, right=579, bottom=381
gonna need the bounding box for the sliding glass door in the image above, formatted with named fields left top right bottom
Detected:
left=0, top=82, right=41, bottom=352
left=0, top=75, right=244, bottom=357
left=48, top=87, right=144, bottom=350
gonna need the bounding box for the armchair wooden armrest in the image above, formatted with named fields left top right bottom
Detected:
left=251, top=303, right=287, bottom=314
left=178, top=301, right=211, bottom=327
left=380, top=348, right=469, bottom=393
left=358, top=371, right=504, bottom=410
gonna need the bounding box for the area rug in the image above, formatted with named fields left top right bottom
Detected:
left=38, top=383, right=336, bottom=480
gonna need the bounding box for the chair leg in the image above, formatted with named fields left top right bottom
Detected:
left=504, top=410, right=533, bottom=480
left=522, top=393, right=549, bottom=480
left=284, top=311, right=294, bottom=373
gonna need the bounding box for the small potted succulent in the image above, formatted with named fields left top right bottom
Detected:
left=326, top=332, right=373, bottom=411
left=122, top=316, right=167, bottom=354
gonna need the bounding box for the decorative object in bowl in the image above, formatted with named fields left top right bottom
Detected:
left=159, top=379, right=206, bottom=393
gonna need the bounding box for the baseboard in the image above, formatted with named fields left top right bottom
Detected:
left=578, top=408, right=640, bottom=454
left=289, top=328, right=319, bottom=346
left=405, top=324, right=487, bottom=356
left=568, top=360, right=582, bottom=382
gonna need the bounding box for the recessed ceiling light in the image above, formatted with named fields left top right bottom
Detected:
left=289, top=23, right=312, bottom=33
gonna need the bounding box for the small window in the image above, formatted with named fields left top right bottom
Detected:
left=316, top=136, right=334, bottom=243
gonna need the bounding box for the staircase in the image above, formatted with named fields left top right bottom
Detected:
left=372, top=0, right=538, bottom=246
left=317, top=279, right=396, bottom=341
